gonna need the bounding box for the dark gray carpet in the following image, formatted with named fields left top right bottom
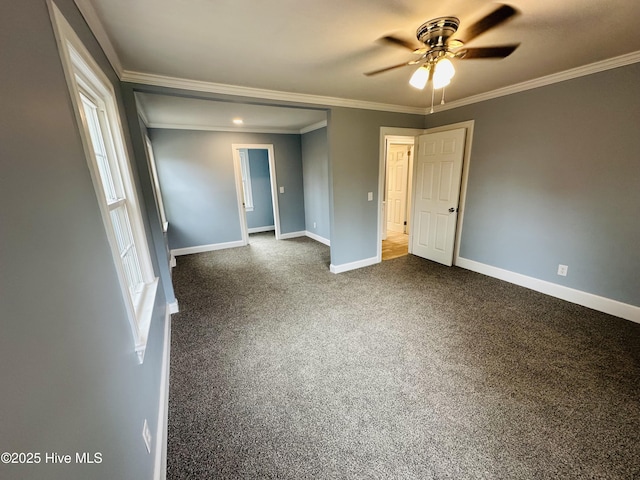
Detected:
left=167, top=232, right=640, bottom=479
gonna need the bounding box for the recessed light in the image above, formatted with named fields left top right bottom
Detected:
left=233, top=118, right=243, bottom=125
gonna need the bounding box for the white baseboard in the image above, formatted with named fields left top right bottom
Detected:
left=168, top=300, right=179, bottom=314
left=169, top=254, right=176, bottom=269
left=305, top=230, right=330, bottom=246
left=456, top=257, right=640, bottom=324
left=171, top=240, right=245, bottom=257
left=247, top=225, right=275, bottom=234
left=330, top=256, right=379, bottom=274
left=279, top=230, right=306, bottom=240
left=154, top=307, right=171, bottom=480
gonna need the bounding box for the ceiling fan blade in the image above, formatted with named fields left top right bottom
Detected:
left=364, top=61, right=413, bottom=76
left=457, top=44, right=519, bottom=59
left=463, top=4, right=518, bottom=43
left=379, top=35, right=422, bottom=52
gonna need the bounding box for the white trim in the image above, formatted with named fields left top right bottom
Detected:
left=384, top=135, right=416, bottom=145
left=248, top=225, right=275, bottom=234
left=49, top=1, right=158, bottom=363
left=237, top=148, right=254, bottom=213
left=377, top=127, right=426, bottom=262
left=456, top=257, right=640, bottom=324
left=305, top=231, right=330, bottom=246
left=431, top=51, right=640, bottom=114
left=232, top=144, right=281, bottom=242
left=120, top=70, right=426, bottom=115
left=171, top=240, right=245, bottom=257
left=279, top=230, right=306, bottom=240
left=168, top=300, right=179, bottom=314
left=231, top=148, right=250, bottom=245
left=300, top=120, right=328, bottom=134
left=72, top=5, right=640, bottom=117
left=330, top=256, right=378, bottom=274
left=122, top=53, right=640, bottom=115
left=121, top=57, right=640, bottom=117
left=73, top=0, right=123, bottom=77
left=153, top=307, right=171, bottom=480
left=169, top=254, right=176, bottom=269
left=134, top=278, right=159, bottom=363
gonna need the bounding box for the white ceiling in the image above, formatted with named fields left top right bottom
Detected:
left=81, top=0, right=640, bottom=127
left=135, top=93, right=327, bottom=133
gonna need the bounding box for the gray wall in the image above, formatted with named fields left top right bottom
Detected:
left=246, top=149, right=275, bottom=230
left=0, top=1, right=170, bottom=479
left=301, top=127, right=331, bottom=241
left=126, top=90, right=176, bottom=305
left=427, top=63, right=640, bottom=306
left=149, top=129, right=305, bottom=250
left=328, top=108, right=425, bottom=266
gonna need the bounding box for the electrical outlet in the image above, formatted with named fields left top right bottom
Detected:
left=279, top=186, right=285, bottom=194
left=557, top=264, right=568, bottom=276
left=142, top=419, right=152, bottom=453
left=313, top=222, right=316, bottom=229
left=367, top=192, right=373, bottom=201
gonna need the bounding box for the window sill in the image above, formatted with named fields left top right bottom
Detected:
left=134, top=277, right=159, bottom=364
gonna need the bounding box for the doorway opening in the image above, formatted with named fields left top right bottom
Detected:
left=376, top=122, right=474, bottom=266
left=382, top=136, right=415, bottom=261
left=231, top=144, right=280, bottom=245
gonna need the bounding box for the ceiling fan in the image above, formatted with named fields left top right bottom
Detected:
left=365, top=4, right=520, bottom=95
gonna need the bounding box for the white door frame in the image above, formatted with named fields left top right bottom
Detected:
left=377, top=121, right=474, bottom=265
left=377, top=127, right=424, bottom=262
left=384, top=137, right=415, bottom=238
left=409, top=121, right=475, bottom=265
left=231, top=144, right=281, bottom=245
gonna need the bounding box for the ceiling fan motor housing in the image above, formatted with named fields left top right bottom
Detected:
left=417, top=16, right=460, bottom=50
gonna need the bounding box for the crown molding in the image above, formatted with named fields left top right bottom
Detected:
left=72, top=3, right=640, bottom=117
left=120, top=70, right=427, bottom=115
left=121, top=50, right=640, bottom=117
left=74, top=0, right=123, bottom=77
left=431, top=50, right=640, bottom=114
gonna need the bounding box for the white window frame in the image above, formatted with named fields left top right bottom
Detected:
left=238, top=149, right=254, bottom=212
left=49, top=1, right=158, bottom=363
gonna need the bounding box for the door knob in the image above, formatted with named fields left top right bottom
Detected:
left=448, top=207, right=457, bottom=213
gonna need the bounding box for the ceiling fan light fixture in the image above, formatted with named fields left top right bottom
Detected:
left=409, top=65, right=430, bottom=90
left=432, top=58, right=455, bottom=89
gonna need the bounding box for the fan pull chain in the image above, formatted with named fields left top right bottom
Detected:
left=430, top=84, right=435, bottom=114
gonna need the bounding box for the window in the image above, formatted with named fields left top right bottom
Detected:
left=238, top=149, right=254, bottom=211
left=49, top=2, right=158, bottom=362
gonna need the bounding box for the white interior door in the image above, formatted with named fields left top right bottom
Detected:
left=386, top=144, right=410, bottom=233
left=411, top=128, right=466, bottom=266
left=231, top=144, right=280, bottom=245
